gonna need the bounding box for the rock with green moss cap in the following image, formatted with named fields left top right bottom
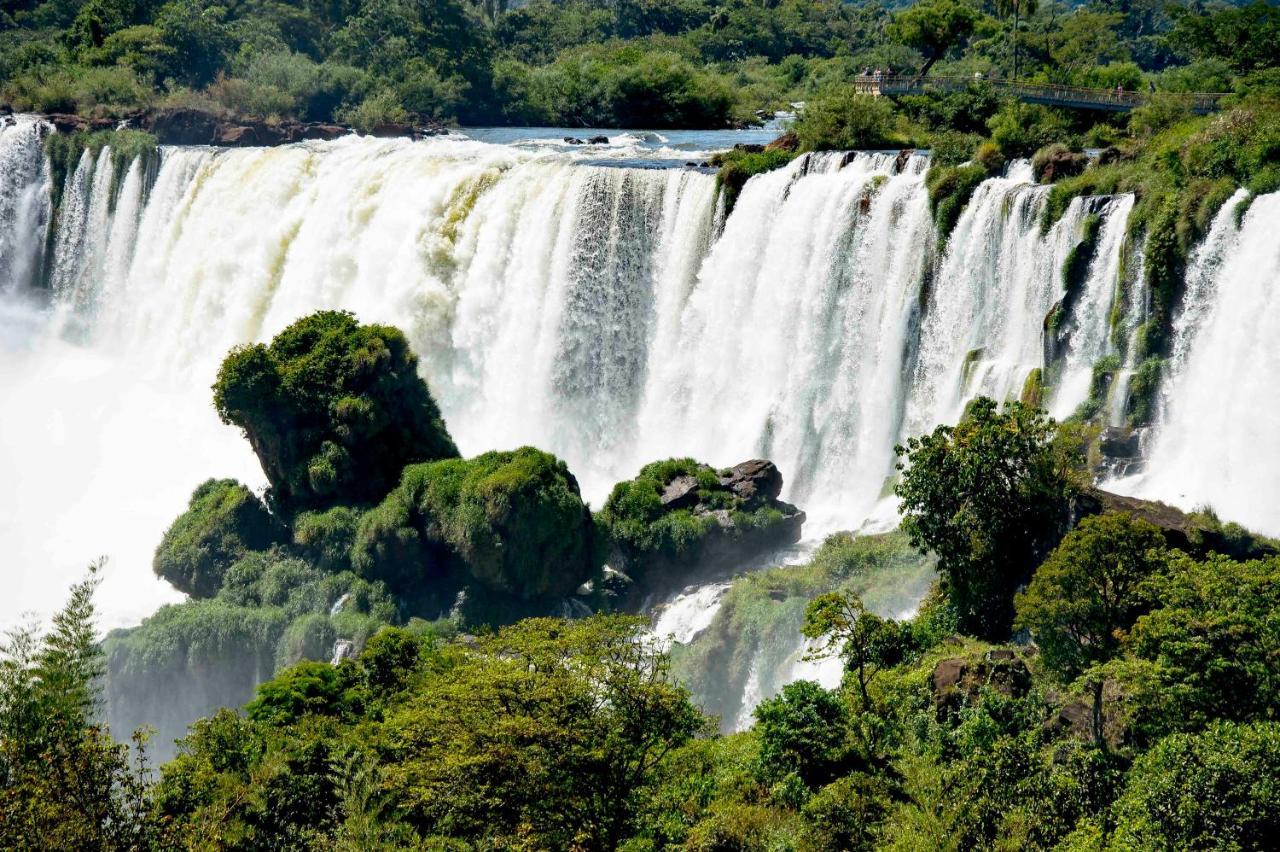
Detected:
left=213, top=310, right=459, bottom=517
left=153, top=478, right=285, bottom=598
left=598, top=457, right=805, bottom=605
left=353, top=447, right=601, bottom=617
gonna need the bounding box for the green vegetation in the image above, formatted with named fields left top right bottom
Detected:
left=671, top=530, right=936, bottom=725
left=9, top=394, right=1280, bottom=849
left=152, top=478, right=282, bottom=598
left=895, top=397, right=1077, bottom=639
left=213, top=310, right=458, bottom=516
left=598, top=458, right=802, bottom=597
left=353, top=446, right=599, bottom=605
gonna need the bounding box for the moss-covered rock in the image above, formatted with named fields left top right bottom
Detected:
left=598, top=458, right=806, bottom=604
left=213, top=310, right=458, bottom=517
left=353, top=447, right=600, bottom=614
left=1031, top=143, right=1088, bottom=184
left=292, top=505, right=364, bottom=573
left=153, top=478, right=284, bottom=598
left=925, top=162, right=988, bottom=246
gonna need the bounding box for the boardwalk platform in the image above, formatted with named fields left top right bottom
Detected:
left=856, top=75, right=1227, bottom=115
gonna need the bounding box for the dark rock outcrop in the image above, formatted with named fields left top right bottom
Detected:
left=764, top=130, right=800, bottom=152
left=587, top=135, right=610, bottom=144
left=1032, top=143, right=1089, bottom=183
left=600, top=458, right=806, bottom=609
left=33, top=107, right=445, bottom=147
left=1075, top=487, right=1279, bottom=560
left=931, top=650, right=1033, bottom=717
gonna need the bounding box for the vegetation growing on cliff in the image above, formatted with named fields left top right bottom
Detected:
left=213, top=310, right=458, bottom=516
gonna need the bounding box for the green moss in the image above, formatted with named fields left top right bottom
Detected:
left=1062, top=213, right=1103, bottom=299
left=353, top=447, right=598, bottom=606
left=925, top=163, right=987, bottom=246
left=153, top=478, right=284, bottom=599
left=1020, top=368, right=1044, bottom=408
left=713, top=148, right=798, bottom=214
left=43, top=129, right=158, bottom=213
left=1126, top=357, right=1163, bottom=427
left=213, top=310, right=458, bottom=517
left=598, top=458, right=794, bottom=573
left=292, top=505, right=363, bottom=573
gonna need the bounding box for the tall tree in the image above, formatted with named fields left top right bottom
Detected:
left=891, top=0, right=979, bottom=78
left=1015, top=512, right=1167, bottom=746
left=895, top=397, right=1076, bottom=640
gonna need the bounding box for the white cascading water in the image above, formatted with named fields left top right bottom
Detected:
left=1124, top=192, right=1280, bottom=535
left=10, top=121, right=1262, bottom=726
left=908, top=162, right=1091, bottom=433
left=1049, top=193, right=1136, bottom=418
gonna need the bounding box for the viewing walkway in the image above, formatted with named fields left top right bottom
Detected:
left=855, top=75, right=1227, bottom=115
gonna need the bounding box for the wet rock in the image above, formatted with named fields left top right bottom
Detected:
left=587, top=135, right=609, bottom=144
left=719, top=459, right=784, bottom=503
left=894, top=148, right=916, bottom=174
left=1032, top=143, right=1088, bottom=183
left=563, top=136, right=584, bottom=145
left=661, top=475, right=701, bottom=510
left=931, top=652, right=1032, bottom=716
left=146, top=108, right=220, bottom=145
left=765, top=130, right=799, bottom=152
left=370, top=122, right=416, bottom=138
left=733, top=143, right=765, bottom=154
left=1099, top=427, right=1141, bottom=460
left=1076, top=488, right=1279, bottom=559
left=296, top=123, right=348, bottom=142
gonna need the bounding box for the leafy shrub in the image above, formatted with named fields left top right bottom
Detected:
left=1110, top=721, right=1280, bottom=850
left=988, top=101, right=1074, bottom=158
left=153, top=478, right=283, bottom=598
left=793, top=88, right=900, bottom=151
left=213, top=310, right=458, bottom=517
left=292, top=505, right=363, bottom=573
left=754, top=680, right=852, bottom=788
left=354, top=447, right=598, bottom=603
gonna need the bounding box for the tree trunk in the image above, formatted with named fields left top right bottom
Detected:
left=1091, top=678, right=1104, bottom=749
left=1013, top=7, right=1020, bottom=81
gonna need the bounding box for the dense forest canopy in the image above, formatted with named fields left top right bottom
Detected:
left=2, top=0, right=1278, bottom=128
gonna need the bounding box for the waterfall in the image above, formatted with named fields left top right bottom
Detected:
left=0, top=116, right=50, bottom=295
left=906, top=161, right=1086, bottom=434
left=1049, top=193, right=1136, bottom=418
left=1125, top=192, right=1280, bottom=535
left=0, top=126, right=1217, bottom=632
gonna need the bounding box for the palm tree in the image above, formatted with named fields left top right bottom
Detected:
left=995, top=0, right=1039, bottom=80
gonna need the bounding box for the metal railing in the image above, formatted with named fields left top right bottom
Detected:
left=854, top=75, right=1228, bottom=115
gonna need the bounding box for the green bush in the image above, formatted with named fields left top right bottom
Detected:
left=354, top=447, right=598, bottom=603
left=754, top=680, right=852, bottom=788
left=292, top=505, right=363, bottom=573
left=213, top=310, right=458, bottom=517
left=1110, top=721, right=1280, bottom=850
left=988, top=101, right=1074, bottom=158
left=153, top=478, right=283, bottom=598
left=793, top=89, right=901, bottom=151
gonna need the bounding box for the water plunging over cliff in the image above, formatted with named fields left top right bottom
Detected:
left=1123, top=192, right=1280, bottom=535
